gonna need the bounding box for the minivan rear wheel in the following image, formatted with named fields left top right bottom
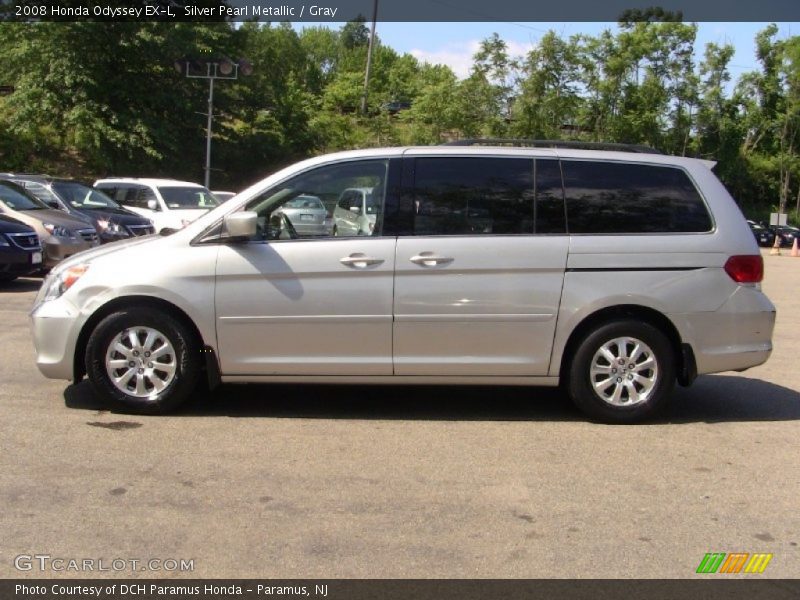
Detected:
left=85, top=308, right=200, bottom=414
left=567, top=320, right=675, bottom=423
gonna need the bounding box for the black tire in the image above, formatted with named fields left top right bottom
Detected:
left=566, top=320, right=675, bottom=424
left=85, top=307, right=201, bottom=414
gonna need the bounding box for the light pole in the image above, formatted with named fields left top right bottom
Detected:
left=175, top=57, right=252, bottom=188
left=361, top=0, right=379, bottom=115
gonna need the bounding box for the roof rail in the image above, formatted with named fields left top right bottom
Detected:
left=442, top=139, right=662, bottom=154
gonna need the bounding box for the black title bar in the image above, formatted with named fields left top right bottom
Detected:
left=4, top=0, right=800, bottom=22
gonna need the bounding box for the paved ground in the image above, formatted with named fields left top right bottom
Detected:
left=1, top=249, right=798, bottom=579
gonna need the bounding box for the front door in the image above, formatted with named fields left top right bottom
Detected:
left=215, top=159, right=397, bottom=376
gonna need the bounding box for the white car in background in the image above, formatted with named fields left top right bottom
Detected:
left=333, top=187, right=380, bottom=236
left=94, top=178, right=219, bottom=233
left=212, top=191, right=237, bottom=202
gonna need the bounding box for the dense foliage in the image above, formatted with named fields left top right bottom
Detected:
left=1, top=20, right=799, bottom=221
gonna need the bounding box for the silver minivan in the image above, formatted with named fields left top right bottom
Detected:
left=31, top=144, right=775, bottom=423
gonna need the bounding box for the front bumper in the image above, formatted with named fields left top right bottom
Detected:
left=31, top=295, right=83, bottom=380
left=1, top=247, right=41, bottom=277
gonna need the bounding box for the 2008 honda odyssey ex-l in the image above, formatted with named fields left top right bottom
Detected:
left=31, top=142, right=775, bottom=423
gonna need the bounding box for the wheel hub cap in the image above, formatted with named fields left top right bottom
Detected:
left=105, top=327, right=176, bottom=399
left=590, top=336, right=658, bottom=407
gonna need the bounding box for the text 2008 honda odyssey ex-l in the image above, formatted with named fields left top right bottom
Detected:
left=31, top=142, right=775, bottom=423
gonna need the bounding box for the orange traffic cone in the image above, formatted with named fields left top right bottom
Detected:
left=791, top=238, right=799, bottom=257
left=770, top=234, right=782, bottom=256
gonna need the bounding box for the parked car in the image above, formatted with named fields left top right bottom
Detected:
left=0, top=180, right=98, bottom=269
left=31, top=143, right=775, bottom=424
left=2, top=176, right=155, bottom=243
left=274, top=194, right=332, bottom=237
left=333, top=187, right=380, bottom=236
left=93, top=178, right=219, bottom=233
left=747, top=220, right=772, bottom=247
left=212, top=191, right=236, bottom=202
left=767, top=225, right=800, bottom=247
left=0, top=215, right=42, bottom=281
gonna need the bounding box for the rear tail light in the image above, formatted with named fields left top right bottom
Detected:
left=724, top=255, right=763, bottom=283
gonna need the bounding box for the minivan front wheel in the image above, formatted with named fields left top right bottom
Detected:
left=567, top=320, right=675, bottom=423
left=85, top=308, right=201, bottom=414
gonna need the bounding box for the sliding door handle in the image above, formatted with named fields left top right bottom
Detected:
left=409, top=253, right=454, bottom=267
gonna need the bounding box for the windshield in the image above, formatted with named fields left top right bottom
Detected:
left=52, top=181, right=121, bottom=209
left=158, top=186, right=219, bottom=209
left=0, top=182, right=48, bottom=210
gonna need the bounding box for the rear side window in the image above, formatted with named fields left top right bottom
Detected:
left=412, top=157, right=534, bottom=235
left=102, top=185, right=158, bottom=210
left=562, top=161, right=712, bottom=234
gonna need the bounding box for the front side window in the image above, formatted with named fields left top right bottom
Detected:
left=244, top=160, right=388, bottom=241
left=411, top=157, right=534, bottom=236
left=563, top=161, right=713, bottom=234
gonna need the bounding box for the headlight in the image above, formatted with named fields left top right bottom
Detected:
left=42, top=263, right=89, bottom=302
left=97, top=219, right=127, bottom=236
left=43, top=223, right=74, bottom=239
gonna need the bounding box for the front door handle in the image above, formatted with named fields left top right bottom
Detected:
left=340, top=253, right=384, bottom=269
left=409, top=253, right=454, bottom=267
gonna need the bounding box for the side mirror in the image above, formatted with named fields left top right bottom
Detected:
left=146, top=199, right=159, bottom=211
left=47, top=200, right=61, bottom=209
left=349, top=206, right=361, bottom=214
left=224, top=211, right=257, bottom=240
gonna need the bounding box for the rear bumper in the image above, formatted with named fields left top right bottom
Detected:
left=671, top=286, right=776, bottom=376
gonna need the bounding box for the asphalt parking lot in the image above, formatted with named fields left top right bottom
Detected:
left=1, top=249, right=798, bottom=579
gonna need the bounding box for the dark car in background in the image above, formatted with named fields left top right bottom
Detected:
left=0, top=180, right=97, bottom=269
left=2, top=176, right=155, bottom=242
left=0, top=214, right=42, bottom=281
left=747, top=220, right=772, bottom=247
left=768, top=225, right=800, bottom=248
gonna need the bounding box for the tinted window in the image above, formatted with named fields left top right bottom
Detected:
left=535, top=160, right=566, bottom=234
left=158, top=186, right=218, bottom=209
left=563, top=161, right=712, bottom=234
left=111, top=185, right=157, bottom=210
left=412, top=158, right=533, bottom=235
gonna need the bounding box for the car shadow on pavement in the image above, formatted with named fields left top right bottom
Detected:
left=0, top=276, right=42, bottom=294
left=665, top=374, right=800, bottom=423
left=64, top=380, right=584, bottom=421
left=64, top=374, right=800, bottom=423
